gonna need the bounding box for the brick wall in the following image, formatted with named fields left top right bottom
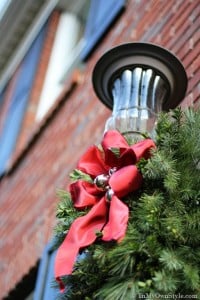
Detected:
left=0, top=0, right=199, bottom=297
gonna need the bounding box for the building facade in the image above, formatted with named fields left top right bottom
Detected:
left=0, top=0, right=199, bottom=298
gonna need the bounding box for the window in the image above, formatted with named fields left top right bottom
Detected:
left=36, top=0, right=126, bottom=120
left=35, top=11, right=84, bottom=121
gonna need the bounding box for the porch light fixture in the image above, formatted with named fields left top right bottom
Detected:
left=92, top=43, right=187, bottom=137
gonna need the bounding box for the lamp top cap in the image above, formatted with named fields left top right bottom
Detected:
left=92, top=42, right=188, bottom=110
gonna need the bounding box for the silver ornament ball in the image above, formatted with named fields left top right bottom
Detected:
left=106, top=188, right=114, bottom=202
left=94, top=174, right=109, bottom=190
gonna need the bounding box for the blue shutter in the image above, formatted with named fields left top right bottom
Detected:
left=0, top=24, right=47, bottom=175
left=34, top=242, right=59, bottom=300
left=0, top=88, right=5, bottom=107
left=81, top=0, right=126, bottom=60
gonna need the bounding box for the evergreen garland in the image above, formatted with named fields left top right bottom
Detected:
left=54, top=108, right=200, bottom=299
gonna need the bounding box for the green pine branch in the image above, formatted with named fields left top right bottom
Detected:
left=54, top=108, right=200, bottom=299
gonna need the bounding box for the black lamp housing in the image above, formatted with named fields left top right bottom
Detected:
left=92, top=43, right=188, bottom=111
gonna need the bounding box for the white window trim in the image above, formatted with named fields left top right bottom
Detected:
left=36, top=12, right=83, bottom=121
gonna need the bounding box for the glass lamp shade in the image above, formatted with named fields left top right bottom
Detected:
left=104, top=67, right=168, bottom=134
left=92, top=43, right=188, bottom=137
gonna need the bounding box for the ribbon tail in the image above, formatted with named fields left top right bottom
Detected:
left=55, top=197, right=108, bottom=291
left=102, top=195, right=129, bottom=242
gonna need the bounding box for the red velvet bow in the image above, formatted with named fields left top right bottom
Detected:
left=55, top=130, right=155, bottom=291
